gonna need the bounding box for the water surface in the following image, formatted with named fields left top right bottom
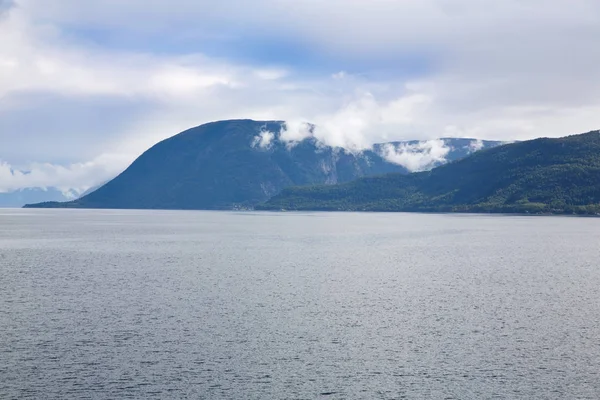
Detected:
left=1, top=209, right=599, bottom=399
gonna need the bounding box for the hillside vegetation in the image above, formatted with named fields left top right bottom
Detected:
left=259, top=131, right=600, bottom=215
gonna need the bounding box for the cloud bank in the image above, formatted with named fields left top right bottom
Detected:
left=0, top=154, right=129, bottom=194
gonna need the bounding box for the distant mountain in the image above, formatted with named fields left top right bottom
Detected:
left=0, top=187, right=75, bottom=208
left=259, top=130, right=600, bottom=215
left=0, top=182, right=109, bottom=208
left=24, top=120, right=501, bottom=210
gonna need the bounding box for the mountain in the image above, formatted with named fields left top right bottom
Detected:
left=259, top=130, right=600, bottom=215
left=76, top=182, right=106, bottom=199
left=24, top=120, right=501, bottom=210
left=0, top=187, right=76, bottom=208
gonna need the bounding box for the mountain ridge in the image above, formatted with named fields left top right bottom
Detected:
left=259, top=130, right=600, bottom=215
left=24, top=119, right=502, bottom=210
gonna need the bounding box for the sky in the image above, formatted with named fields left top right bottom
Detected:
left=1, top=0, right=600, bottom=192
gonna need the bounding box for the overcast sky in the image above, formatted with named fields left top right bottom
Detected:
left=1, top=0, right=600, bottom=192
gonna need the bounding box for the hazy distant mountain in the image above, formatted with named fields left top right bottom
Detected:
left=25, top=120, right=502, bottom=210
left=0, top=187, right=75, bottom=208
left=0, top=182, right=111, bottom=208
left=260, top=130, right=600, bottom=215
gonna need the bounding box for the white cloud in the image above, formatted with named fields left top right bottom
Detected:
left=252, top=129, right=276, bottom=149
left=311, top=93, right=383, bottom=151
left=468, top=139, right=484, bottom=153
left=0, top=152, right=129, bottom=193
left=379, top=140, right=451, bottom=172
left=279, top=121, right=314, bottom=146
left=284, top=88, right=433, bottom=151
left=0, top=12, right=240, bottom=100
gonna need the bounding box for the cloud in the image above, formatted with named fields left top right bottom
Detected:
left=0, top=9, right=241, bottom=100
left=279, top=121, right=314, bottom=145
left=0, top=92, right=159, bottom=165
left=280, top=89, right=433, bottom=151
left=2, top=0, right=600, bottom=191
left=379, top=140, right=451, bottom=172
left=0, top=152, right=129, bottom=193
left=311, top=93, right=385, bottom=151
left=18, top=1, right=600, bottom=66
left=251, top=128, right=276, bottom=149
left=468, top=139, right=484, bottom=153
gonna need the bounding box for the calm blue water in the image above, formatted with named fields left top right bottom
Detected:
left=1, top=209, right=599, bottom=399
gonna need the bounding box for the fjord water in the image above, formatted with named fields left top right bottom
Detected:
left=1, top=210, right=599, bottom=399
